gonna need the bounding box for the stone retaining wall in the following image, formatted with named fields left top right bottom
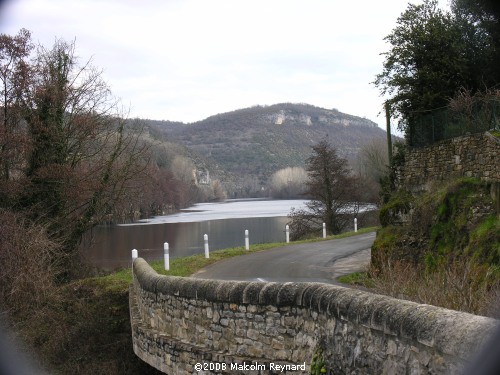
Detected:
left=398, top=131, right=499, bottom=193
left=130, top=258, right=498, bottom=374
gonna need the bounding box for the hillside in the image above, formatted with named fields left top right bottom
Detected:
left=144, top=103, right=388, bottom=197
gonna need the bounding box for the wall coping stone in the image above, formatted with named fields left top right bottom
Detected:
left=132, top=258, right=498, bottom=361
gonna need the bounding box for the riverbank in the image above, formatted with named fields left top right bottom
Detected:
left=105, top=226, right=377, bottom=283
left=85, top=199, right=379, bottom=270
left=12, top=227, right=376, bottom=374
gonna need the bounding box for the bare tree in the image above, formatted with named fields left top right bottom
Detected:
left=269, top=166, right=307, bottom=199
left=171, top=155, right=196, bottom=184
left=211, top=179, right=227, bottom=201
left=355, top=139, right=389, bottom=184
left=0, top=29, right=33, bottom=189
left=0, top=35, right=151, bottom=276
left=354, top=138, right=389, bottom=202
left=288, top=139, right=357, bottom=239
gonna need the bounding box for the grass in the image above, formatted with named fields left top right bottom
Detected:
left=337, top=271, right=374, bottom=288
left=102, top=226, right=379, bottom=284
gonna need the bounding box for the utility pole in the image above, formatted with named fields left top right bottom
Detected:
left=385, top=101, right=393, bottom=165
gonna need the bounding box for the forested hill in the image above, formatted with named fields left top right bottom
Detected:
left=144, top=103, right=388, bottom=195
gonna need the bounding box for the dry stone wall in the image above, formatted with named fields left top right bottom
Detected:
left=130, top=258, right=498, bottom=374
left=398, top=131, right=499, bottom=193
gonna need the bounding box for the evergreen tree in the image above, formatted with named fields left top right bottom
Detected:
left=374, top=0, right=495, bottom=142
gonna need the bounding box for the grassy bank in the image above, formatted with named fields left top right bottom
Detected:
left=103, top=226, right=378, bottom=283
left=17, top=227, right=376, bottom=374
left=342, top=178, right=500, bottom=318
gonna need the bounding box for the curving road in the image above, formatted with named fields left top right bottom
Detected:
left=192, top=231, right=375, bottom=285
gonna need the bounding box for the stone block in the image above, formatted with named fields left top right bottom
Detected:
left=195, top=279, right=220, bottom=301
left=300, top=283, right=327, bottom=307
left=276, top=282, right=309, bottom=307
left=309, top=285, right=336, bottom=312
left=246, top=328, right=260, bottom=341
left=227, top=282, right=250, bottom=304
left=259, top=282, right=281, bottom=305
left=215, top=281, right=238, bottom=302
left=242, top=282, right=265, bottom=305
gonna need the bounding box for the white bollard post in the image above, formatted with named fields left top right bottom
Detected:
left=285, top=225, right=290, bottom=243
left=204, top=234, right=210, bottom=258
left=245, top=229, right=250, bottom=250
left=354, top=217, right=358, bottom=232
left=164, top=242, right=169, bottom=271
left=323, top=222, right=326, bottom=238
left=131, top=248, right=138, bottom=263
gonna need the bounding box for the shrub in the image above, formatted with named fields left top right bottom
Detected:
left=379, top=189, right=413, bottom=227
left=368, top=259, right=499, bottom=317
left=0, top=209, right=62, bottom=317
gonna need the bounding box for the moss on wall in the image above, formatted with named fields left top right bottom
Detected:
left=374, top=178, right=498, bottom=268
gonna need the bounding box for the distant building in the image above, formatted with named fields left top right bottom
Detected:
left=196, top=169, right=210, bottom=185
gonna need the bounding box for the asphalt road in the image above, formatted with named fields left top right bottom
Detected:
left=192, top=231, right=376, bottom=285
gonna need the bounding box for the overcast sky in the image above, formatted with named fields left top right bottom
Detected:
left=0, top=0, right=450, bottom=132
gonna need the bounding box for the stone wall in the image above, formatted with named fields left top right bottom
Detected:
left=398, top=131, right=499, bottom=193
left=130, top=258, right=498, bottom=374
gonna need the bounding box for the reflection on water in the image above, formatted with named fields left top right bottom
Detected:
left=82, top=199, right=372, bottom=270
left=83, top=216, right=290, bottom=270
left=82, top=199, right=308, bottom=270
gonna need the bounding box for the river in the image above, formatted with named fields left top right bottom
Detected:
left=83, top=199, right=309, bottom=270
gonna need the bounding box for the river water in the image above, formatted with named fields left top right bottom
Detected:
left=83, top=199, right=309, bottom=270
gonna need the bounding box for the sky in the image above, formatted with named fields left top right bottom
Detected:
left=0, top=0, right=450, bottom=133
